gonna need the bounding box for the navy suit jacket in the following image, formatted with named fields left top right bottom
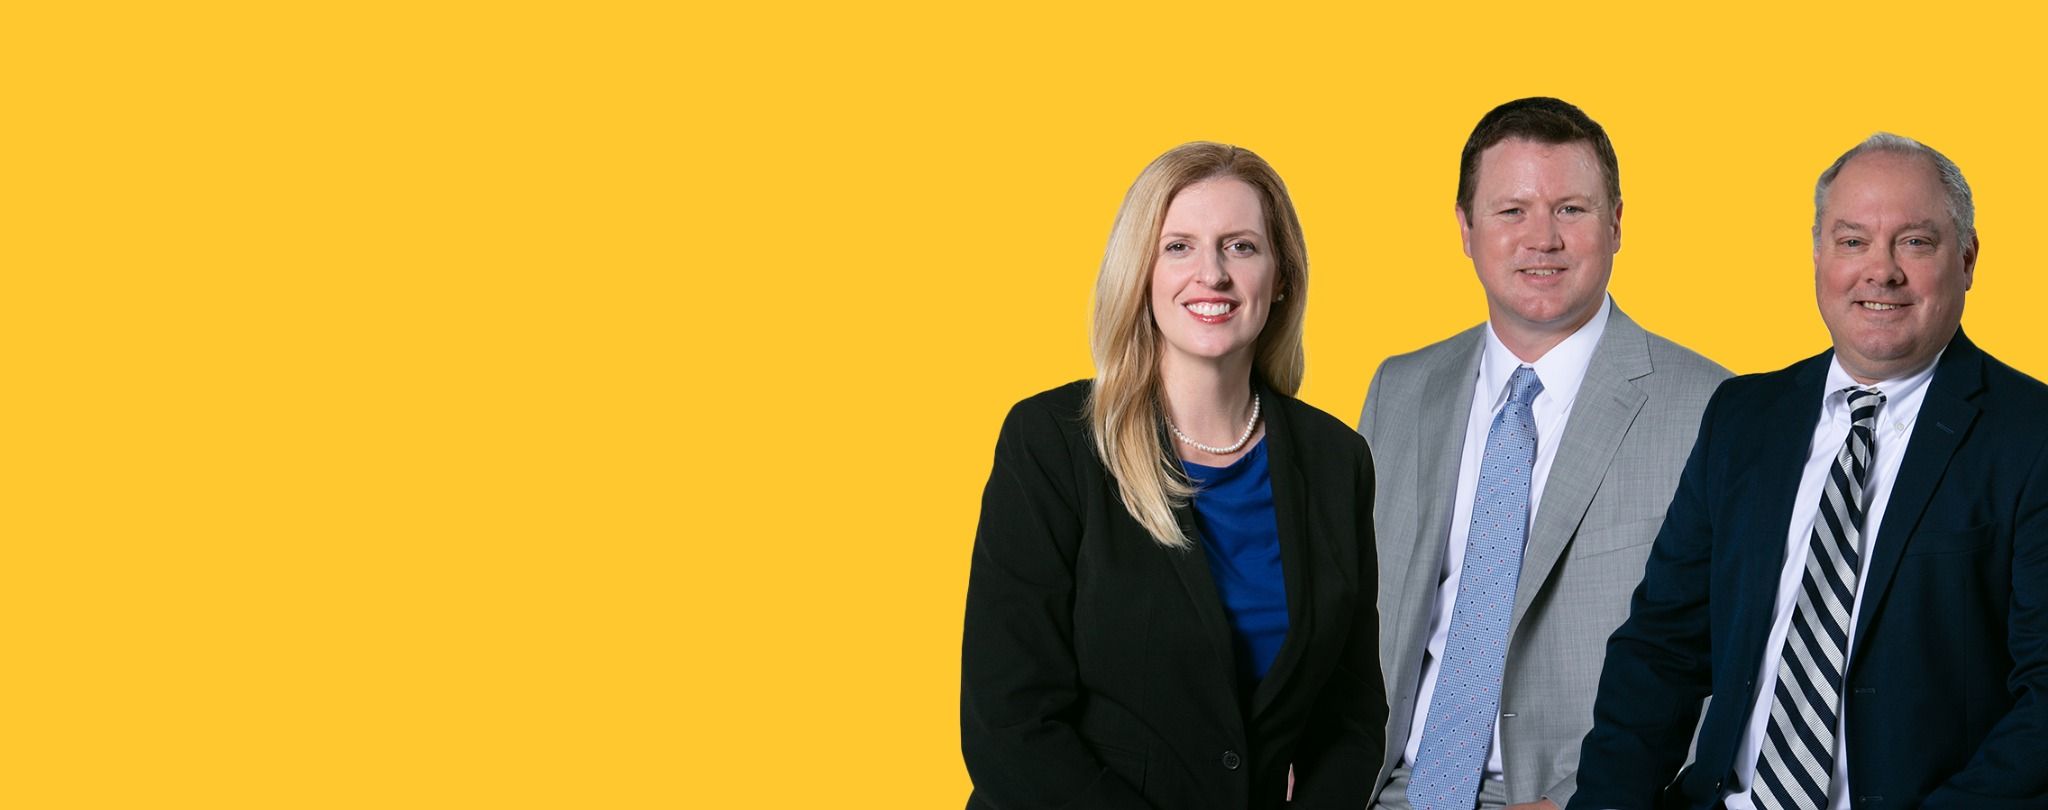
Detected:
left=1572, top=331, right=2048, bottom=810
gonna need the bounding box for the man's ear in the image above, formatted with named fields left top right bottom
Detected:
left=1610, top=198, right=1623, bottom=254
left=1457, top=204, right=1475, bottom=260
left=1963, top=232, right=1980, bottom=290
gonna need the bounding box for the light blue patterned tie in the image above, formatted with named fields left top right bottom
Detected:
left=1408, top=366, right=1542, bottom=810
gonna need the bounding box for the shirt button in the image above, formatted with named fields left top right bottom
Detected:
left=1221, top=750, right=1241, bottom=770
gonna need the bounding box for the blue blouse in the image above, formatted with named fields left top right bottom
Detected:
left=1181, top=440, right=1289, bottom=688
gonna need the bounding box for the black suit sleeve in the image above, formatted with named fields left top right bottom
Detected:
left=1287, top=439, right=1389, bottom=808
left=960, top=398, right=1154, bottom=809
left=1924, top=441, right=2048, bottom=809
left=1570, top=387, right=1724, bottom=810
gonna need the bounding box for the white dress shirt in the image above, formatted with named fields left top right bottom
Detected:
left=1722, top=352, right=1942, bottom=810
left=1401, top=296, right=1613, bottom=777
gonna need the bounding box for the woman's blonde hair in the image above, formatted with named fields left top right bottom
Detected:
left=1088, top=142, right=1308, bottom=549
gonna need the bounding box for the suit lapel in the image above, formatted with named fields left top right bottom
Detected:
left=1510, top=309, right=1651, bottom=632
left=1412, top=330, right=1486, bottom=577
left=1849, top=334, right=1984, bottom=664
left=1384, top=329, right=1484, bottom=741
left=1251, top=383, right=1312, bottom=719
left=1729, top=355, right=1833, bottom=672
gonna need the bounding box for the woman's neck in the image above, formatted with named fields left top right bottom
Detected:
left=1159, top=353, right=1259, bottom=459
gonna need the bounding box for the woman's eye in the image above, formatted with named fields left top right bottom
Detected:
left=1228, top=241, right=1257, bottom=255
left=1164, top=242, right=1189, bottom=254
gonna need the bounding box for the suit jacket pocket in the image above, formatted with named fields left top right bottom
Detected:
left=1569, top=514, right=1666, bottom=559
left=1086, top=740, right=1147, bottom=792
left=1902, top=523, right=1992, bottom=556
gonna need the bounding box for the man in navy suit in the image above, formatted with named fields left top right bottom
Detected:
left=1571, top=133, right=2048, bottom=809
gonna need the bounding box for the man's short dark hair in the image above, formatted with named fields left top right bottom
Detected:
left=1456, top=97, right=1620, bottom=217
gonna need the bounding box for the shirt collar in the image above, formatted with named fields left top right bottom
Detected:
left=1822, top=349, right=1943, bottom=412
left=1478, top=294, right=1613, bottom=409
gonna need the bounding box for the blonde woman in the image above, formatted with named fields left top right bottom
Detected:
left=962, top=143, right=1385, bottom=809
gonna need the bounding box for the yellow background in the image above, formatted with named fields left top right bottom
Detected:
left=7, top=1, right=2046, bottom=806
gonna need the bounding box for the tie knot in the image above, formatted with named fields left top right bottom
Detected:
left=1845, top=387, right=1886, bottom=425
left=1507, top=366, right=1544, bottom=407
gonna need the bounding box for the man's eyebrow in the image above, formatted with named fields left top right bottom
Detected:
left=1829, top=219, right=1944, bottom=234
left=1487, top=193, right=1596, bottom=206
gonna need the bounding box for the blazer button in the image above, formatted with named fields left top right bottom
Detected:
left=1221, top=750, right=1241, bottom=770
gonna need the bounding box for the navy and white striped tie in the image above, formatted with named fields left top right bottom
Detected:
left=1754, top=387, right=1885, bottom=810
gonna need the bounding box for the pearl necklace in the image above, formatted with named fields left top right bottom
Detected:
left=1166, top=393, right=1261, bottom=455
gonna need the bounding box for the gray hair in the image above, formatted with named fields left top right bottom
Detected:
left=1813, top=132, right=1975, bottom=247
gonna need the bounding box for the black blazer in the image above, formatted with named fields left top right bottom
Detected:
left=1572, top=331, right=2048, bottom=809
left=961, top=380, right=1387, bottom=810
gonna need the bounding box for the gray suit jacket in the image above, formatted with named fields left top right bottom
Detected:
left=1357, top=303, right=1728, bottom=807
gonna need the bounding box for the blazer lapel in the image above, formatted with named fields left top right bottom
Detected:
left=1510, top=308, right=1651, bottom=632
left=1161, top=423, right=1243, bottom=704
left=1849, top=333, right=1984, bottom=663
left=1251, top=383, right=1313, bottom=719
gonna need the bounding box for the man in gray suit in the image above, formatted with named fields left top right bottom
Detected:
left=1357, top=97, right=1729, bottom=810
